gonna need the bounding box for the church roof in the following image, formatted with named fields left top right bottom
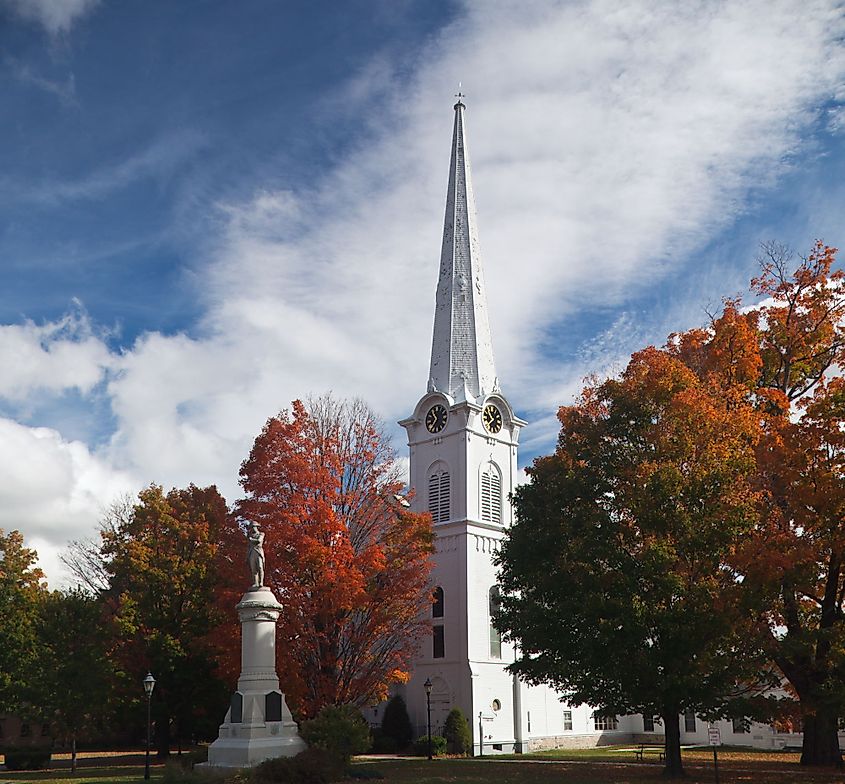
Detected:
left=428, top=98, right=497, bottom=403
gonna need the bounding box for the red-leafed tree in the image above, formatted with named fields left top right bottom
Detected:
left=234, top=395, right=435, bottom=719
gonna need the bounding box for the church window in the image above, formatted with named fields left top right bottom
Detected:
left=527, top=711, right=531, bottom=732
left=432, top=586, right=444, bottom=618
left=684, top=710, right=696, bottom=733
left=643, top=715, right=655, bottom=732
left=732, top=717, right=749, bottom=734
left=480, top=463, right=502, bottom=524
left=563, top=711, right=573, bottom=731
left=433, top=625, right=444, bottom=659
left=428, top=467, right=450, bottom=523
left=594, top=714, right=618, bottom=731
left=492, top=699, right=501, bottom=712
left=489, top=586, right=502, bottom=659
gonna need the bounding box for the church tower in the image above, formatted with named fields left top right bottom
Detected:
left=400, top=98, right=526, bottom=753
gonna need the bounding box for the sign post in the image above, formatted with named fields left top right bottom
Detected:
left=708, top=726, right=721, bottom=784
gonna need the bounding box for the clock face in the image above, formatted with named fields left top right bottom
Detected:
left=482, top=404, right=503, bottom=434
left=425, top=404, right=448, bottom=433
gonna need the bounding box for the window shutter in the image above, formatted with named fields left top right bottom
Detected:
left=481, top=466, right=502, bottom=524
left=428, top=470, right=450, bottom=523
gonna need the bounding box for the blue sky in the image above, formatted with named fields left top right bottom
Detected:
left=2, top=0, right=845, bottom=583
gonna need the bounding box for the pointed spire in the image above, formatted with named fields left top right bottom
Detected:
left=428, top=99, right=497, bottom=403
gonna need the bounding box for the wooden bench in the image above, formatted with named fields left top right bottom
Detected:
left=634, top=744, right=665, bottom=762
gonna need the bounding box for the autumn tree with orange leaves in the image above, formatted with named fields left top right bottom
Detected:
left=737, top=243, right=845, bottom=767
left=669, top=241, right=845, bottom=766
left=498, top=241, right=845, bottom=775
left=101, top=483, right=231, bottom=753
left=234, top=395, right=434, bottom=719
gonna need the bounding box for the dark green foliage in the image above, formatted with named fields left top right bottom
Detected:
left=369, top=729, right=397, bottom=754
left=30, top=588, right=117, bottom=752
left=300, top=705, right=371, bottom=764
left=346, top=766, right=385, bottom=780
left=379, top=695, right=412, bottom=749
left=494, top=348, right=774, bottom=778
left=413, top=735, right=446, bottom=757
left=443, top=708, right=471, bottom=755
left=252, top=747, right=344, bottom=784
left=2, top=748, right=52, bottom=770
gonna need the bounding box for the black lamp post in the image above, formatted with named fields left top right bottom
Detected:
left=424, top=677, right=433, bottom=760
left=143, top=673, right=156, bottom=780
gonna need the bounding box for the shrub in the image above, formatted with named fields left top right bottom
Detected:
left=300, top=705, right=371, bottom=764
left=380, top=695, right=413, bottom=749
left=369, top=732, right=398, bottom=754
left=412, top=735, right=447, bottom=757
left=443, top=708, right=472, bottom=755
left=252, top=756, right=295, bottom=784
left=252, top=747, right=344, bottom=784
left=2, top=748, right=52, bottom=770
left=162, top=760, right=203, bottom=784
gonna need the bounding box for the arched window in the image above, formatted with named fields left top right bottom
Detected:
left=432, top=586, right=444, bottom=618
left=428, top=465, right=450, bottom=523
left=480, top=462, right=502, bottom=524
left=433, top=625, right=444, bottom=659
left=489, top=585, right=502, bottom=659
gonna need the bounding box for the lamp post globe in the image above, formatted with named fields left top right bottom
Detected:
left=423, top=678, right=433, bottom=760
left=143, top=673, right=155, bottom=780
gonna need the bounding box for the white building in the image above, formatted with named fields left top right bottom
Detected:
left=392, top=98, right=802, bottom=754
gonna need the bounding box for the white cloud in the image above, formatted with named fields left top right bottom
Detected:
left=193, top=0, right=845, bottom=417
left=0, top=307, right=112, bottom=402
left=0, top=418, right=136, bottom=586
left=4, top=0, right=845, bottom=585
left=3, top=0, right=99, bottom=35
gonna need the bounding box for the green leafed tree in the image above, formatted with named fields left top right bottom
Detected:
left=495, top=347, right=773, bottom=778
left=30, top=588, right=117, bottom=770
left=0, top=530, right=46, bottom=715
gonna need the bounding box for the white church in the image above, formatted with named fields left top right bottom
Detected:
left=385, top=98, right=805, bottom=754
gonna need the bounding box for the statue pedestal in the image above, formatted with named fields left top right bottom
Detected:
left=200, top=587, right=306, bottom=768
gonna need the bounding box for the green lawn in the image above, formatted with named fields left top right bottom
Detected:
left=3, top=748, right=844, bottom=784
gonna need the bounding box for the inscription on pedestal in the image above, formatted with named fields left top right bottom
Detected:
left=231, top=692, right=243, bottom=723
left=266, top=691, right=283, bottom=722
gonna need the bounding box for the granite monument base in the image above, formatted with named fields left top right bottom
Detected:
left=199, top=587, right=306, bottom=769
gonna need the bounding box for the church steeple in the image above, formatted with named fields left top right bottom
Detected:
left=428, top=98, right=497, bottom=403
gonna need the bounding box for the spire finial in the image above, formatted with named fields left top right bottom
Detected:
left=454, top=82, right=465, bottom=109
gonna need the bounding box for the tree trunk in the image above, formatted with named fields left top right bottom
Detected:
left=71, top=735, right=77, bottom=773
left=156, top=714, right=171, bottom=758
left=661, top=708, right=685, bottom=778
left=801, top=709, right=842, bottom=767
